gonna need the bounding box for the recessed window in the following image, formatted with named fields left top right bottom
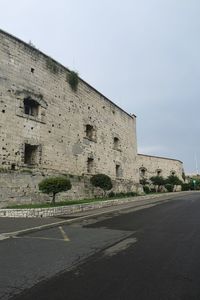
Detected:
left=24, top=144, right=39, bottom=165
left=140, top=168, right=146, bottom=177
left=113, top=137, right=120, bottom=150
left=24, top=97, right=39, bottom=117
left=11, top=164, right=16, bottom=170
left=87, top=157, right=94, bottom=173
left=31, top=68, right=35, bottom=73
left=157, top=169, right=162, bottom=176
left=86, top=124, right=95, bottom=141
left=171, top=171, right=176, bottom=176
left=116, top=164, right=121, bottom=178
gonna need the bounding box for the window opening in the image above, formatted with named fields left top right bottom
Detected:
left=11, top=164, right=16, bottom=170
left=24, top=98, right=39, bottom=117
left=86, top=125, right=95, bottom=140
left=116, top=164, right=121, bottom=177
left=87, top=157, right=94, bottom=173
left=113, top=137, right=119, bottom=150
left=24, top=144, right=38, bottom=165
left=140, top=168, right=146, bottom=177
left=157, top=169, right=162, bottom=176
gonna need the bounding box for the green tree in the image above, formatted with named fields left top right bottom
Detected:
left=150, top=176, right=165, bottom=191
left=90, top=174, right=112, bottom=195
left=166, top=175, right=182, bottom=186
left=39, top=176, right=72, bottom=204
left=150, top=176, right=165, bottom=186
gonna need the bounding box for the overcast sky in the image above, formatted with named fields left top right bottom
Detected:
left=1, top=0, right=200, bottom=173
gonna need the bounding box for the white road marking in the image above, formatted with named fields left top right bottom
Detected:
left=59, top=226, right=70, bottom=241
left=0, top=234, right=9, bottom=241
left=13, top=236, right=68, bottom=242
left=104, top=237, right=137, bottom=257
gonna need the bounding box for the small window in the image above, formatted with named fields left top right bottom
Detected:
left=11, top=164, right=16, bottom=170
left=171, top=171, right=176, bottom=176
left=87, top=157, right=94, bottom=173
left=140, top=168, right=146, bottom=177
left=113, top=137, right=120, bottom=150
left=157, top=169, right=162, bottom=176
left=24, top=97, right=39, bottom=117
left=24, top=144, right=38, bottom=165
left=86, top=125, right=95, bottom=140
left=116, top=164, right=121, bottom=178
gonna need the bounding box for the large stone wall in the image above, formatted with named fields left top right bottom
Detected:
left=0, top=171, right=141, bottom=208
left=0, top=29, right=138, bottom=185
left=137, top=154, right=183, bottom=181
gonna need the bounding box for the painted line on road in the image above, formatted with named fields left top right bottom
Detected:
left=0, top=234, right=9, bottom=241
left=59, top=226, right=70, bottom=241
left=0, top=192, right=191, bottom=240
left=104, top=237, right=137, bottom=257
left=13, top=236, right=69, bottom=242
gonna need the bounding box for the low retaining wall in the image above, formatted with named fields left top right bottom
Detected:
left=0, top=193, right=181, bottom=218
left=0, top=171, right=141, bottom=208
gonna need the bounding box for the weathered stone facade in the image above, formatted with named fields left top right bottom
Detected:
left=0, top=29, right=184, bottom=206
left=0, top=29, right=139, bottom=205
left=137, top=154, right=183, bottom=181
left=0, top=29, right=137, bottom=178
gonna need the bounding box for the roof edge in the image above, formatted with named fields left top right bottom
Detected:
left=138, top=153, right=183, bottom=164
left=0, top=28, right=136, bottom=119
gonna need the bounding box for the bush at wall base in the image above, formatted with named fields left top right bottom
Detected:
left=90, top=174, right=113, bottom=195
left=165, top=183, right=174, bottom=192
left=39, top=176, right=72, bottom=204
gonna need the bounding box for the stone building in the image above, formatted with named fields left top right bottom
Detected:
left=137, top=154, right=184, bottom=182
left=0, top=29, right=139, bottom=205
left=0, top=29, right=184, bottom=206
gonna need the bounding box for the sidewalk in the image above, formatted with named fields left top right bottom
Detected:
left=0, top=191, right=194, bottom=237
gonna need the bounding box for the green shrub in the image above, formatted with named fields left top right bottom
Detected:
left=143, top=185, right=150, bottom=194
left=150, top=176, right=165, bottom=186
left=39, top=176, right=72, bottom=204
left=20, top=169, right=33, bottom=174
left=46, top=57, right=59, bottom=74
left=140, top=178, right=148, bottom=185
left=181, top=183, right=190, bottom=191
left=165, top=183, right=174, bottom=192
left=166, top=175, right=182, bottom=186
left=90, top=174, right=112, bottom=194
left=67, top=71, right=79, bottom=91
left=108, top=191, right=115, bottom=198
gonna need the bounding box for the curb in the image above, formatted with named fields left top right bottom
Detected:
left=0, top=192, right=191, bottom=239
left=0, top=191, right=189, bottom=218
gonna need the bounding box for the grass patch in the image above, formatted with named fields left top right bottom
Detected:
left=5, top=192, right=138, bottom=209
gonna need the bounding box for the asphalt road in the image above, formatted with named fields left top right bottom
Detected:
left=3, top=192, right=200, bottom=300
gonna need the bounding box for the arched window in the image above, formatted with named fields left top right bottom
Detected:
left=140, top=167, right=146, bottom=177
left=157, top=169, right=162, bottom=176
left=24, top=97, right=39, bottom=117
left=113, top=137, right=120, bottom=150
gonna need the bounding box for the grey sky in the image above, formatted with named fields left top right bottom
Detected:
left=1, top=0, right=200, bottom=173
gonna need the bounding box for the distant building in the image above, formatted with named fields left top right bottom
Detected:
left=137, top=154, right=183, bottom=182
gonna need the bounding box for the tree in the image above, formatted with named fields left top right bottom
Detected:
left=166, top=175, right=182, bottom=186
left=90, top=174, right=112, bottom=195
left=150, top=176, right=165, bottom=189
left=38, top=176, right=72, bottom=204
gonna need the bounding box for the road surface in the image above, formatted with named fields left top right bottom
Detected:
left=1, top=192, right=200, bottom=300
